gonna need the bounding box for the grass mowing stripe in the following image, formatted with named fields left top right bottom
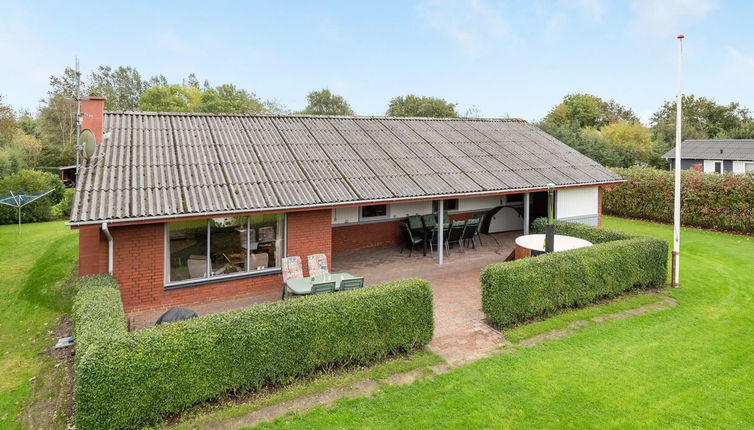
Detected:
left=256, top=216, right=754, bottom=429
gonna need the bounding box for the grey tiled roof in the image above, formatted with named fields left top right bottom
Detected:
left=71, top=112, right=623, bottom=224
left=663, top=139, right=754, bottom=161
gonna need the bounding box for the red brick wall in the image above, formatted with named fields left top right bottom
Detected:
left=80, top=209, right=333, bottom=313
left=286, top=209, right=333, bottom=276
left=597, top=186, right=603, bottom=226
left=331, top=212, right=482, bottom=253
left=332, top=220, right=402, bottom=253
left=78, top=225, right=108, bottom=276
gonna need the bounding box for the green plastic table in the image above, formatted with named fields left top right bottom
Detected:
left=284, top=272, right=356, bottom=296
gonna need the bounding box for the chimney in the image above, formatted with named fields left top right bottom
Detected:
left=80, top=96, right=106, bottom=143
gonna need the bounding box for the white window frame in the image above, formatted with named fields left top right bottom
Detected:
left=164, top=214, right=287, bottom=288
left=359, top=204, right=390, bottom=221
left=713, top=160, right=723, bottom=174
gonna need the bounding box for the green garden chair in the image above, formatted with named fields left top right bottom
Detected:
left=340, top=277, right=364, bottom=291
left=311, top=281, right=336, bottom=295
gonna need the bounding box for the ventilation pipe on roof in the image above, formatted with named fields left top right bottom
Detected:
left=101, top=223, right=113, bottom=274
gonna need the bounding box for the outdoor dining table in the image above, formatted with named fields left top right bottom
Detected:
left=514, top=234, right=593, bottom=259
left=284, top=272, right=357, bottom=295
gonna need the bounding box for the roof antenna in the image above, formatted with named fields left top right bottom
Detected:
left=74, top=57, right=83, bottom=177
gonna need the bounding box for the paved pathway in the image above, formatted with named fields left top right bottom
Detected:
left=333, top=232, right=518, bottom=364
left=131, top=232, right=518, bottom=365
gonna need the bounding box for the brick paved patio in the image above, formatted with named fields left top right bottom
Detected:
left=129, top=232, right=519, bottom=364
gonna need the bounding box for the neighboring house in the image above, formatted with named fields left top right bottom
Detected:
left=68, top=96, right=623, bottom=314
left=663, top=139, right=754, bottom=174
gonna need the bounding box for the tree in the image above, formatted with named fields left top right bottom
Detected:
left=386, top=95, right=458, bottom=118
left=88, top=65, right=150, bottom=111
left=200, top=84, right=266, bottom=113
left=544, top=93, right=638, bottom=130
left=650, top=94, right=752, bottom=149
left=537, top=121, right=635, bottom=168
left=37, top=95, right=77, bottom=167
left=600, top=121, right=656, bottom=164
left=300, top=89, right=354, bottom=116
left=0, top=96, right=16, bottom=146
left=139, top=85, right=202, bottom=112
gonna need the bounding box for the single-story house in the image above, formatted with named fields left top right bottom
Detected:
left=69, top=96, right=623, bottom=315
left=663, top=139, right=754, bottom=173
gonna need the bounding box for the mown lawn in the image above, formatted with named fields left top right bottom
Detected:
left=258, top=216, right=754, bottom=429
left=0, top=222, right=77, bottom=429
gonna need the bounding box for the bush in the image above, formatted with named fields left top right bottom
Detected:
left=0, top=169, right=64, bottom=224
left=71, top=275, right=127, bottom=360
left=481, top=219, right=667, bottom=327
left=73, top=277, right=433, bottom=430
left=51, top=188, right=74, bottom=217
left=603, top=167, right=754, bottom=233
left=531, top=217, right=633, bottom=244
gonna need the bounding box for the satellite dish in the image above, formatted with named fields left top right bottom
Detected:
left=80, top=129, right=96, bottom=160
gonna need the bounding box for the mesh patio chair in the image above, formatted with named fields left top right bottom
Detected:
left=340, top=277, right=364, bottom=291
left=426, top=224, right=449, bottom=257
left=407, top=214, right=423, bottom=231
left=311, top=280, right=336, bottom=295
left=445, top=220, right=466, bottom=255
left=400, top=223, right=424, bottom=257
left=461, top=218, right=481, bottom=250
left=472, top=213, right=484, bottom=246
left=307, top=253, right=328, bottom=277
left=281, top=256, right=304, bottom=299
left=421, top=213, right=437, bottom=229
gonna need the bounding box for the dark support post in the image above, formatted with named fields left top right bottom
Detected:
left=545, top=183, right=555, bottom=253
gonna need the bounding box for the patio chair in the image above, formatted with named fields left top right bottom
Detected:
left=421, top=213, right=437, bottom=229
left=426, top=224, right=449, bottom=257
left=407, top=214, right=423, bottom=232
left=472, top=213, right=484, bottom=246
left=461, top=218, right=480, bottom=250
left=445, top=220, right=466, bottom=254
left=281, top=256, right=304, bottom=299
left=307, top=253, right=328, bottom=277
left=340, top=277, right=364, bottom=291
left=400, top=223, right=424, bottom=257
left=311, top=280, right=336, bottom=295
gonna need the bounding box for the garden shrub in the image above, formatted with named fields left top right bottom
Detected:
left=73, top=277, right=433, bottom=430
left=481, top=219, right=667, bottom=327
left=603, top=167, right=754, bottom=233
left=71, top=275, right=127, bottom=360
left=0, top=169, right=64, bottom=224
left=51, top=188, right=74, bottom=217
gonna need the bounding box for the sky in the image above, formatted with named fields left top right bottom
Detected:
left=1, top=0, right=752, bottom=124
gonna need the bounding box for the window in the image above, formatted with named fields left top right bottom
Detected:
left=432, top=199, right=459, bottom=212
left=360, top=204, right=388, bottom=220
left=714, top=161, right=723, bottom=174
left=167, top=214, right=285, bottom=285
left=506, top=194, right=524, bottom=203
left=745, top=162, right=754, bottom=173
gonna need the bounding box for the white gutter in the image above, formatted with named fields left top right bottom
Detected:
left=67, top=179, right=624, bottom=227
left=101, top=222, right=113, bottom=274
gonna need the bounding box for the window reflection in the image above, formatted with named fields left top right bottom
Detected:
left=210, top=217, right=248, bottom=276
left=167, top=214, right=285, bottom=284
left=168, top=219, right=208, bottom=282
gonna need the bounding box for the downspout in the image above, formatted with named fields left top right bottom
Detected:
left=101, top=223, right=113, bottom=274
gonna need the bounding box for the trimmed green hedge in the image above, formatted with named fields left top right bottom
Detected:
left=603, top=167, right=754, bottom=233
left=73, top=276, right=433, bottom=430
left=481, top=219, right=667, bottom=327
left=71, top=275, right=127, bottom=360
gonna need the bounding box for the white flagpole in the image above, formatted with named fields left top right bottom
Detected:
left=672, top=34, right=684, bottom=287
